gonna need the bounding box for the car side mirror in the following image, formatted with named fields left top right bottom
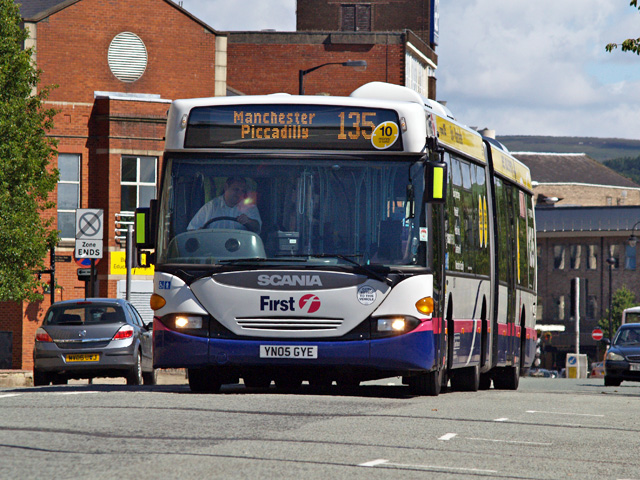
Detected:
left=145, top=321, right=153, bottom=331
left=603, top=338, right=611, bottom=346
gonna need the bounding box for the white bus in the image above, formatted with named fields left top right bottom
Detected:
left=135, top=82, right=537, bottom=395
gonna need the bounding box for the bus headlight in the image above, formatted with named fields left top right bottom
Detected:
left=175, top=315, right=203, bottom=329
left=372, top=315, right=421, bottom=338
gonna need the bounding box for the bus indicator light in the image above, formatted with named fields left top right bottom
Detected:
left=415, top=297, right=434, bottom=315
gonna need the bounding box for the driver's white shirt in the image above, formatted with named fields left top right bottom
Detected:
left=187, top=196, right=262, bottom=231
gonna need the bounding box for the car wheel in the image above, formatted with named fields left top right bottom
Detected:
left=126, top=350, right=143, bottom=385
left=51, top=374, right=68, bottom=385
left=604, top=376, right=621, bottom=387
left=33, top=369, right=50, bottom=386
left=142, top=368, right=157, bottom=385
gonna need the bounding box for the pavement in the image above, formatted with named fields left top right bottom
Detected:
left=0, top=369, right=188, bottom=387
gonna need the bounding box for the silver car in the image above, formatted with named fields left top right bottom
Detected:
left=33, top=298, right=155, bottom=386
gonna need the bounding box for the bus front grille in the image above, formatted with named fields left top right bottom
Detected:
left=235, top=317, right=343, bottom=332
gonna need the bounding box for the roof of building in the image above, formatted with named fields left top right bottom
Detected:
left=16, top=0, right=224, bottom=34
left=513, top=152, right=639, bottom=188
left=536, top=205, right=640, bottom=234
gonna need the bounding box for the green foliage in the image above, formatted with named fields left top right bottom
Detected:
left=598, top=285, right=637, bottom=339
left=606, top=1, right=640, bottom=54
left=0, top=0, right=59, bottom=301
left=603, top=156, right=640, bottom=185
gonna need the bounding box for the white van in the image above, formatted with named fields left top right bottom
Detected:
left=621, top=306, right=640, bottom=325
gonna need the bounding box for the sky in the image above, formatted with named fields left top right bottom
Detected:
left=179, top=0, right=640, bottom=140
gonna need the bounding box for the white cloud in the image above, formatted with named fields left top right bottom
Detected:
left=437, top=0, right=640, bottom=138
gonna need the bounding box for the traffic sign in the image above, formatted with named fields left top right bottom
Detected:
left=77, top=268, right=91, bottom=281
left=75, top=239, right=103, bottom=259
left=592, top=328, right=604, bottom=341
left=75, top=209, right=104, bottom=240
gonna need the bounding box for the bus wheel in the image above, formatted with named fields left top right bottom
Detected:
left=274, top=376, right=302, bottom=392
left=409, top=370, right=441, bottom=396
left=479, top=372, right=492, bottom=390
left=188, top=368, right=221, bottom=393
left=244, top=375, right=271, bottom=389
left=451, top=364, right=480, bottom=392
left=493, top=363, right=520, bottom=390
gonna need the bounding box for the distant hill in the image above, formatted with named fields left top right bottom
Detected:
left=496, top=136, right=640, bottom=162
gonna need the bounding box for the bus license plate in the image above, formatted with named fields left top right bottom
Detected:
left=260, top=345, right=317, bottom=359
left=66, top=353, right=100, bottom=362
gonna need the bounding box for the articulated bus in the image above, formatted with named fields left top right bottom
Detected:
left=135, top=82, right=537, bottom=395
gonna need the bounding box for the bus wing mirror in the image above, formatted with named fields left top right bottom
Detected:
left=425, top=161, right=447, bottom=203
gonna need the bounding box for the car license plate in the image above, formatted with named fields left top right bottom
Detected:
left=630, top=363, right=640, bottom=371
left=260, top=345, right=317, bottom=359
left=65, top=353, right=99, bottom=362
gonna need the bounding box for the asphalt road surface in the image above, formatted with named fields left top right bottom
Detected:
left=1, top=375, right=639, bottom=479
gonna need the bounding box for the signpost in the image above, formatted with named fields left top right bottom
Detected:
left=75, top=209, right=103, bottom=297
left=592, top=328, right=604, bottom=341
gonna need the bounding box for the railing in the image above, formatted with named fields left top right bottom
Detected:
left=115, top=211, right=134, bottom=245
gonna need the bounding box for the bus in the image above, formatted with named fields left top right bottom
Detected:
left=135, top=81, right=537, bottom=395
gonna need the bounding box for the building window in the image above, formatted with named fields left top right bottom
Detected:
left=587, top=295, right=597, bottom=320
left=405, top=51, right=428, bottom=97
left=587, top=245, right=598, bottom=270
left=570, top=245, right=582, bottom=270
left=625, top=245, right=636, bottom=270
left=557, top=295, right=565, bottom=321
left=121, top=155, right=157, bottom=212
left=57, top=153, right=80, bottom=240
left=553, top=245, right=565, bottom=270
left=608, top=244, right=621, bottom=269
left=341, top=4, right=371, bottom=31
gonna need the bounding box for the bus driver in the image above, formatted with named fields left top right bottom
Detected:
left=187, top=176, right=262, bottom=233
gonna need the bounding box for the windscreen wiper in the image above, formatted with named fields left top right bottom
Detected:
left=301, top=253, right=393, bottom=286
left=218, top=257, right=306, bottom=265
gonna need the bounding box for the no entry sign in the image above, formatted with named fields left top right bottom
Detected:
left=592, top=328, right=604, bottom=341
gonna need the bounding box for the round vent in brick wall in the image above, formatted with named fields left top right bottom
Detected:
left=108, top=32, right=148, bottom=82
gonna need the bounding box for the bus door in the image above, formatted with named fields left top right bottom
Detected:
left=503, top=183, right=518, bottom=362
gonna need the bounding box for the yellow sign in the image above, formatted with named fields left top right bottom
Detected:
left=435, top=117, right=485, bottom=162
left=371, top=121, right=400, bottom=150
left=110, top=251, right=154, bottom=276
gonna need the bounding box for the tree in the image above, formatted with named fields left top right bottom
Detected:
left=598, top=285, right=637, bottom=340
left=0, top=0, right=59, bottom=301
left=606, top=1, right=640, bottom=54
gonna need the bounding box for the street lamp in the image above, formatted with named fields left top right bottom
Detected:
left=606, top=256, right=616, bottom=341
left=298, top=60, right=367, bottom=95
left=627, top=220, right=640, bottom=247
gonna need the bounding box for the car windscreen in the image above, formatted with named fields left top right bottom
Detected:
left=44, top=305, right=126, bottom=325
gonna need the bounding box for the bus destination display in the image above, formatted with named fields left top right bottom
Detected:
left=184, top=104, right=402, bottom=151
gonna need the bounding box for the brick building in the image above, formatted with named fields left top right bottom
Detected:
left=1, top=0, right=227, bottom=370
left=514, top=153, right=640, bottom=366
left=227, top=0, right=439, bottom=99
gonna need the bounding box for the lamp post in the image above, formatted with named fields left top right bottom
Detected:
left=627, top=220, right=640, bottom=247
left=298, top=60, right=367, bottom=95
left=606, top=256, right=616, bottom=341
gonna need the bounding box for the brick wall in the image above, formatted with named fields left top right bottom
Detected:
left=228, top=34, right=405, bottom=96
left=35, top=0, right=219, bottom=103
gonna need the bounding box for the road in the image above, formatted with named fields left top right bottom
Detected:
left=1, top=376, right=639, bottom=479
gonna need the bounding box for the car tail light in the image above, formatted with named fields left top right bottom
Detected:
left=35, top=328, right=53, bottom=343
left=112, top=324, right=134, bottom=340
